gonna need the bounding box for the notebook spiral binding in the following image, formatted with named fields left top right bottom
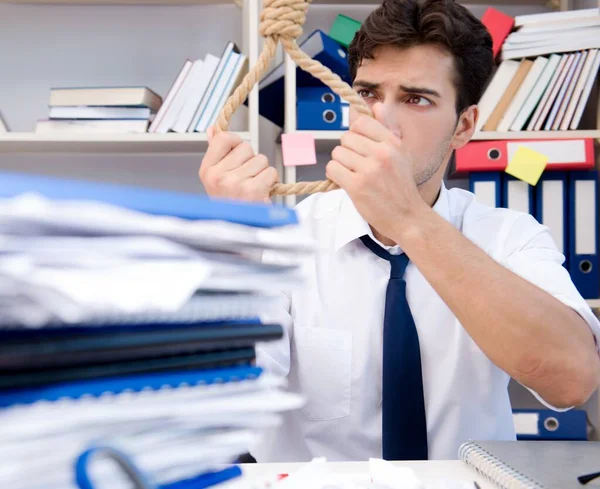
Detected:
left=458, top=441, right=545, bottom=489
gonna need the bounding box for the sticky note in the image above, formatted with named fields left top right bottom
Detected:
left=504, top=145, right=548, bottom=186
left=282, top=133, right=317, bottom=167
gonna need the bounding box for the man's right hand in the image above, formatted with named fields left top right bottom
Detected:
left=199, top=127, right=279, bottom=203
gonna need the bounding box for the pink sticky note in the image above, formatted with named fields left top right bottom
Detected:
left=281, top=133, right=317, bottom=167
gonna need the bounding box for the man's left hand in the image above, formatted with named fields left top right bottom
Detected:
left=326, top=104, right=427, bottom=239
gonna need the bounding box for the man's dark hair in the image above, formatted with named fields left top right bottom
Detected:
left=348, top=0, right=494, bottom=116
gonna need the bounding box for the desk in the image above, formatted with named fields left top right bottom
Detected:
left=240, top=461, right=495, bottom=488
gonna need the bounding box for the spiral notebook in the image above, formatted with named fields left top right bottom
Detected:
left=459, top=440, right=600, bottom=489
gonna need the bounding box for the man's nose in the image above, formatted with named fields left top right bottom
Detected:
left=372, top=102, right=402, bottom=139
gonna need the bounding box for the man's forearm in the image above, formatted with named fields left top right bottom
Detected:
left=391, top=204, right=600, bottom=408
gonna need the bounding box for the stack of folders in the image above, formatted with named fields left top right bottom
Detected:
left=452, top=139, right=599, bottom=300
left=0, top=172, right=310, bottom=489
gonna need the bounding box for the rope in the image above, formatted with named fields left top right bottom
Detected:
left=214, top=0, right=372, bottom=196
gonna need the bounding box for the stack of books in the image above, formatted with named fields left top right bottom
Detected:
left=0, top=172, right=310, bottom=489
left=35, top=86, right=162, bottom=135
left=478, top=7, right=600, bottom=132
left=149, top=41, right=248, bottom=134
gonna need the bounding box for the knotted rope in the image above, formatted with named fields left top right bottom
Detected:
left=214, top=0, right=372, bottom=196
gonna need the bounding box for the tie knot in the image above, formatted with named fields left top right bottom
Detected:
left=360, top=235, right=409, bottom=279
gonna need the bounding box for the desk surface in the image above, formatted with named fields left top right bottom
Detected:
left=240, top=460, right=494, bottom=488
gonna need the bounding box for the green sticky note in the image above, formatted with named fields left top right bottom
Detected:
left=505, top=145, right=548, bottom=186
left=329, top=14, right=361, bottom=48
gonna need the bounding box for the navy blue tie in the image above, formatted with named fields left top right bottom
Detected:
left=360, top=235, right=428, bottom=461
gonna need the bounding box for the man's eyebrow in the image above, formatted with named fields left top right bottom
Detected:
left=399, top=84, right=441, bottom=98
left=352, top=80, right=379, bottom=90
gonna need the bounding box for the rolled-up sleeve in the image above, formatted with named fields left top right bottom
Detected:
left=499, top=213, right=600, bottom=410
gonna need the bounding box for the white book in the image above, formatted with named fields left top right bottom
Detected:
left=561, top=49, right=599, bottom=130
left=189, top=41, right=237, bottom=133
left=195, top=52, right=241, bottom=133
left=552, top=50, right=589, bottom=130
left=514, top=7, right=599, bottom=27
left=497, top=56, right=548, bottom=132
left=516, top=15, right=600, bottom=34
left=475, top=60, right=520, bottom=132
left=501, top=35, right=600, bottom=60
left=48, top=106, right=151, bottom=120
left=570, top=50, right=600, bottom=129
left=154, top=59, right=204, bottom=134
left=205, top=54, right=248, bottom=131
left=505, top=26, right=600, bottom=45
left=510, top=54, right=561, bottom=131
left=148, top=59, right=193, bottom=133
left=35, top=119, right=149, bottom=134
left=528, top=53, right=573, bottom=131
left=172, top=53, right=220, bottom=134
left=544, top=51, right=583, bottom=130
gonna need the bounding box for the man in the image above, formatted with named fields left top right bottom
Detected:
left=199, top=0, right=600, bottom=462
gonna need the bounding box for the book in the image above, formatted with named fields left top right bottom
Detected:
left=35, top=119, right=149, bottom=134
left=49, top=86, right=162, bottom=111
left=459, top=440, right=600, bottom=489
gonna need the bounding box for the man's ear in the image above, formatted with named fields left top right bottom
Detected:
left=450, top=105, right=477, bottom=150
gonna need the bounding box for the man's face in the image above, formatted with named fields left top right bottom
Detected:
left=351, top=43, right=474, bottom=188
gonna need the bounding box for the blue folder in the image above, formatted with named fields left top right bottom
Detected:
left=468, top=172, right=502, bottom=208
left=257, top=30, right=350, bottom=127
left=297, top=87, right=349, bottom=130
left=568, top=170, right=599, bottom=299
left=0, top=171, right=297, bottom=228
left=501, top=174, right=535, bottom=215
left=535, top=171, right=569, bottom=270
left=0, top=365, right=262, bottom=408
left=513, top=408, right=588, bottom=441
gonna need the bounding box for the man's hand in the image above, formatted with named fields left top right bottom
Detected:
left=199, top=126, right=278, bottom=202
left=325, top=104, right=427, bottom=238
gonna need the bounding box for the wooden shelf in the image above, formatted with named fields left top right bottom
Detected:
left=0, top=132, right=250, bottom=154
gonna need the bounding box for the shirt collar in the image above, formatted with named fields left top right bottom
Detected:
left=334, top=182, right=452, bottom=253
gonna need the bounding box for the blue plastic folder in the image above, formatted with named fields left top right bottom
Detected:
left=0, top=171, right=297, bottom=228
left=0, top=365, right=262, bottom=408
left=296, top=87, right=349, bottom=130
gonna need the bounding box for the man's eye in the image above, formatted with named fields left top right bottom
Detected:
left=407, top=95, right=432, bottom=106
left=357, top=89, right=375, bottom=99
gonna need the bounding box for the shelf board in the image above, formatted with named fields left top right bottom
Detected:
left=0, top=132, right=250, bottom=154
left=1, top=0, right=235, bottom=4
left=297, top=129, right=600, bottom=152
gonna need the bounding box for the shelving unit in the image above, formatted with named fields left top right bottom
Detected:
left=0, top=0, right=261, bottom=153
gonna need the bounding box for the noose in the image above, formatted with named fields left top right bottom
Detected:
left=213, top=0, right=372, bottom=197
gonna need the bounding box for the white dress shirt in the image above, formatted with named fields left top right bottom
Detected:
left=252, top=183, right=600, bottom=462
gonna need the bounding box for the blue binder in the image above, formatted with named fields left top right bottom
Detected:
left=0, top=365, right=262, bottom=408
left=297, top=87, right=349, bottom=130
left=469, top=172, right=502, bottom=208
left=568, top=170, right=599, bottom=299
left=513, top=408, right=588, bottom=441
left=0, top=171, right=297, bottom=227
left=257, top=30, right=350, bottom=127
left=535, top=171, right=569, bottom=269
left=501, top=174, right=534, bottom=215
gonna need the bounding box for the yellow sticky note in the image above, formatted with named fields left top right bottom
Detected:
left=504, top=145, right=548, bottom=186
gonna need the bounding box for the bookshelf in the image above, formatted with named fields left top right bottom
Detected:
left=0, top=0, right=261, bottom=153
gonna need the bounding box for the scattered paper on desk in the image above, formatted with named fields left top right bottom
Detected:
left=504, top=145, right=548, bottom=186
left=282, top=133, right=317, bottom=167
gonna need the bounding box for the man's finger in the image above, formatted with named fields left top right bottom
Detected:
left=201, top=132, right=243, bottom=171
left=217, top=142, right=255, bottom=172
left=340, top=131, right=375, bottom=158
left=231, top=154, right=270, bottom=179
left=350, top=110, right=398, bottom=145
left=331, top=145, right=365, bottom=172
left=326, top=160, right=354, bottom=190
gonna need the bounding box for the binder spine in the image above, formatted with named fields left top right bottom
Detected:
left=458, top=441, right=544, bottom=489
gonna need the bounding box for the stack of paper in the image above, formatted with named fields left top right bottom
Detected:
left=0, top=173, right=309, bottom=489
